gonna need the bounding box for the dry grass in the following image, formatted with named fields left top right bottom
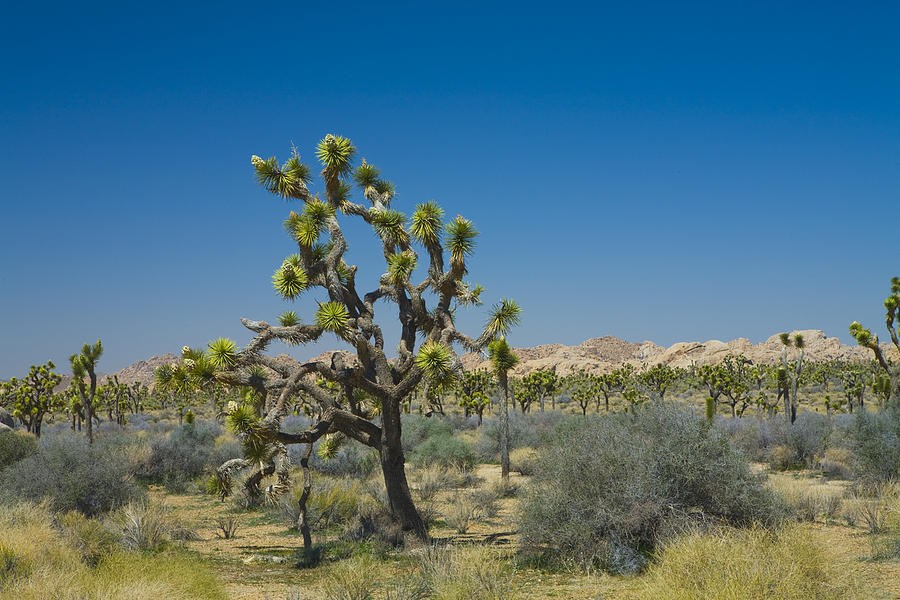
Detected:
left=637, top=524, right=867, bottom=600
left=768, top=473, right=845, bottom=524
left=0, top=502, right=226, bottom=600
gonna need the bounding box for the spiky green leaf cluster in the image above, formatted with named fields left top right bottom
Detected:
left=353, top=161, right=380, bottom=189
left=487, top=338, right=519, bottom=375
left=273, top=255, right=308, bottom=300
left=251, top=154, right=309, bottom=199
left=316, top=134, right=356, bottom=178
left=226, top=403, right=259, bottom=435
left=387, top=251, right=417, bottom=285
left=446, top=215, right=477, bottom=265
left=410, top=201, right=444, bottom=245
left=278, top=311, right=300, bottom=327
left=370, top=209, right=409, bottom=245
left=455, top=282, right=485, bottom=306
left=415, top=341, right=455, bottom=381
left=284, top=200, right=333, bottom=247
left=208, top=338, right=238, bottom=369
left=333, top=181, right=354, bottom=209
left=373, top=179, right=395, bottom=200
left=485, top=299, right=522, bottom=338
left=849, top=321, right=874, bottom=347
left=317, top=433, right=345, bottom=460
left=315, top=301, right=349, bottom=333
left=283, top=155, right=312, bottom=185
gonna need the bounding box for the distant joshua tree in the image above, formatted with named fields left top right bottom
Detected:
left=185, top=135, right=520, bottom=539
left=70, top=340, right=103, bottom=444
left=778, top=333, right=804, bottom=424
left=850, top=277, right=900, bottom=405
left=0, top=362, right=62, bottom=436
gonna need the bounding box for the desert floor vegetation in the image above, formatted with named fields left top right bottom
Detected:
left=3, top=398, right=900, bottom=599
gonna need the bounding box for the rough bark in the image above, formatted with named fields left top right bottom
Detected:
left=297, top=444, right=313, bottom=550
left=499, top=373, right=511, bottom=483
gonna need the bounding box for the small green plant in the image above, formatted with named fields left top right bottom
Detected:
left=321, top=553, right=378, bottom=600
left=214, top=515, right=240, bottom=540
left=443, top=493, right=477, bottom=534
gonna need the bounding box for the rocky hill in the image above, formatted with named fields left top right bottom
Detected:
left=93, top=331, right=896, bottom=387
left=461, top=330, right=898, bottom=376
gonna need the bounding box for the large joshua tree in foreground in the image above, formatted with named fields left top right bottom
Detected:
left=850, top=277, right=900, bottom=405
left=206, top=135, right=520, bottom=539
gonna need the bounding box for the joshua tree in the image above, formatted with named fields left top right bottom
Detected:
left=779, top=333, right=804, bottom=424
left=488, top=337, right=519, bottom=483
left=520, top=369, right=558, bottom=412
left=635, top=363, right=679, bottom=402
left=849, top=277, right=900, bottom=405
left=194, top=136, right=520, bottom=538
left=455, top=369, right=493, bottom=424
left=0, top=362, right=62, bottom=436
left=70, top=340, right=103, bottom=444
left=839, top=361, right=868, bottom=413
left=595, top=366, right=631, bottom=413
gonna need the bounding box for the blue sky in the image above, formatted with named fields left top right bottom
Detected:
left=1, top=1, right=898, bottom=377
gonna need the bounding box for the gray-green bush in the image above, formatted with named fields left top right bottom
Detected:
left=0, top=430, right=37, bottom=471
left=519, top=402, right=786, bottom=574
left=409, top=433, right=477, bottom=470
left=0, top=435, right=145, bottom=516
left=852, top=407, right=900, bottom=484
left=141, top=421, right=240, bottom=491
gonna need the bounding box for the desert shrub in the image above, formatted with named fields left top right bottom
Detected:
left=306, top=442, right=380, bottom=479
left=509, top=447, right=539, bottom=475
left=851, top=407, right=900, bottom=484
left=768, top=473, right=844, bottom=523
left=409, top=434, right=476, bottom=470
left=0, top=435, right=144, bottom=516
left=401, top=415, right=454, bottom=453
left=141, top=421, right=240, bottom=491
left=475, top=411, right=563, bottom=462
left=115, top=500, right=189, bottom=551
left=0, top=430, right=37, bottom=471
left=786, top=412, right=832, bottom=467
left=636, top=525, right=865, bottom=600
left=321, top=553, right=379, bottom=600
left=309, top=477, right=376, bottom=530
left=770, top=444, right=800, bottom=471
left=56, top=511, right=119, bottom=566
left=341, top=503, right=404, bottom=548
left=716, top=416, right=776, bottom=462
left=213, top=515, right=240, bottom=540
left=470, top=486, right=501, bottom=520
left=821, top=447, right=857, bottom=480
left=519, top=403, right=786, bottom=573
left=0, top=503, right=226, bottom=600
left=413, top=465, right=452, bottom=502
left=842, top=481, right=899, bottom=535
left=419, top=545, right=516, bottom=600
left=443, top=493, right=477, bottom=533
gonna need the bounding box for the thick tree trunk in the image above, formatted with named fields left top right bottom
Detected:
left=499, top=374, right=510, bottom=483
left=380, top=397, right=427, bottom=540
left=783, top=387, right=791, bottom=426
left=297, top=444, right=313, bottom=550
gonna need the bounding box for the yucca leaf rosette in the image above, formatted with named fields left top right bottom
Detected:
left=208, top=338, right=238, bottom=369
left=410, top=201, right=444, bottom=246
left=316, top=301, right=350, bottom=334
left=415, top=340, right=456, bottom=382
left=273, top=255, right=308, bottom=300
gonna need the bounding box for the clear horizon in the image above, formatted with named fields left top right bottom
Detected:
left=2, top=1, right=898, bottom=378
